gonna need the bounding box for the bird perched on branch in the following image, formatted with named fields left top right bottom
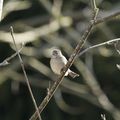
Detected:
left=50, top=48, right=79, bottom=78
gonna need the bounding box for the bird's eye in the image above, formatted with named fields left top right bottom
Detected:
left=53, top=50, right=58, bottom=55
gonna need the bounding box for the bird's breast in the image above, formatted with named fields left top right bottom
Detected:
left=50, top=57, right=66, bottom=75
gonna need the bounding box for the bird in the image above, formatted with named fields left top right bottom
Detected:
left=50, top=48, right=79, bottom=78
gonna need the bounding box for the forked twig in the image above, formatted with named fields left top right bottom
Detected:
left=10, top=26, right=42, bottom=120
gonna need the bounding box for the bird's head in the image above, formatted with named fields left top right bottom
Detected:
left=52, top=49, right=62, bottom=58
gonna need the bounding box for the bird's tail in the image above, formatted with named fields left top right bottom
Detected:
left=69, top=71, right=79, bottom=78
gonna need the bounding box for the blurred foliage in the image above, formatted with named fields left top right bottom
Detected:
left=0, top=0, right=120, bottom=120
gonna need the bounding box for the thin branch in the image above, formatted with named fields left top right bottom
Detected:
left=95, top=11, right=120, bottom=25
left=10, top=26, right=42, bottom=120
left=54, top=89, right=82, bottom=115
left=38, top=0, right=52, bottom=16
left=0, top=0, right=3, bottom=21
left=91, top=0, right=97, bottom=10
left=0, top=45, right=23, bottom=67
left=91, top=0, right=99, bottom=20
left=114, top=41, right=120, bottom=71
left=52, top=0, right=63, bottom=17
left=101, top=114, right=107, bottom=120
left=114, top=41, right=120, bottom=55
left=29, top=1, right=99, bottom=120
left=78, top=38, right=120, bottom=56
left=116, top=64, right=120, bottom=71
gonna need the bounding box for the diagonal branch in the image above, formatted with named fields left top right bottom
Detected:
left=0, top=0, right=3, bottom=21
left=29, top=1, right=99, bottom=120
left=95, top=11, right=120, bottom=25
left=78, top=38, right=120, bottom=56
left=10, top=26, right=42, bottom=120
left=0, top=45, right=23, bottom=66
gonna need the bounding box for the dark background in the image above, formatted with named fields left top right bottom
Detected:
left=0, top=0, right=120, bottom=120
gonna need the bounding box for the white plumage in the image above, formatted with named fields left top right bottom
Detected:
left=50, top=49, right=79, bottom=78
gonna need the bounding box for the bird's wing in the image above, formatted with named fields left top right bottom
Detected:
left=61, top=55, right=68, bottom=64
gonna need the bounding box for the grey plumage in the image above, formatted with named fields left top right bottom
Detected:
left=50, top=49, right=79, bottom=78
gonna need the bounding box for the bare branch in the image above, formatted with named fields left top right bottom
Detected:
left=90, top=0, right=99, bottom=20
left=114, top=41, right=120, bottom=55
left=0, top=0, right=3, bottom=21
left=101, top=114, right=107, bottom=120
left=29, top=1, right=99, bottom=120
left=0, top=45, right=23, bottom=67
left=95, top=11, right=120, bottom=25
left=78, top=38, right=120, bottom=56
left=52, top=0, right=63, bottom=17
left=10, top=26, right=42, bottom=120
left=116, top=64, right=120, bottom=71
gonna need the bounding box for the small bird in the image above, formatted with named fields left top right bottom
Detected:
left=50, top=48, right=79, bottom=78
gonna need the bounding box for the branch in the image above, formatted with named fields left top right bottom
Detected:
left=116, top=64, right=120, bottom=71
left=90, top=0, right=99, bottom=20
left=0, top=0, right=3, bottom=21
left=29, top=1, right=99, bottom=120
left=115, top=41, right=120, bottom=71
left=101, top=114, right=107, bottom=120
left=78, top=38, right=120, bottom=56
left=95, top=11, right=120, bottom=25
left=10, top=26, right=42, bottom=120
left=0, top=45, right=23, bottom=67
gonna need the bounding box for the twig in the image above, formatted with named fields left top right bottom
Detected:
left=91, top=0, right=99, bottom=20
left=91, top=0, right=97, bottom=10
left=116, top=64, right=120, bottom=71
left=95, top=11, right=120, bottom=25
left=114, top=41, right=120, bottom=55
left=114, top=41, right=120, bottom=71
left=10, top=26, right=42, bottom=120
left=0, top=0, right=3, bottom=21
left=78, top=38, right=120, bottom=56
left=52, top=0, right=63, bottom=17
left=29, top=1, right=99, bottom=120
left=0, top=45, right=23, bottom=67
left=101, top=114, right=106, bottom=120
